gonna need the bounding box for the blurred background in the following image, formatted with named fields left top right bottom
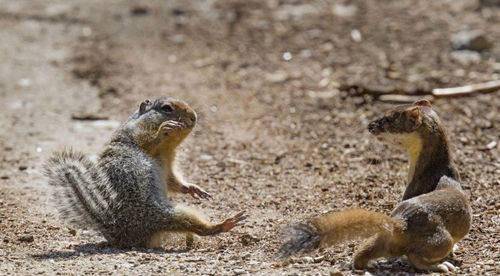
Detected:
left=0, top=0, right=498, bottom=274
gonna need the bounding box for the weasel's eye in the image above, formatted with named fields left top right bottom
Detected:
left=391, top=113, right=400, bottom=121
left=161, top=104, right=174, bottom=113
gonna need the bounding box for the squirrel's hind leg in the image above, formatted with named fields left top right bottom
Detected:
left=147, top=231, right=167, bottom=249
left=185, top=232, right=195, bottom=248
left=164, top=205, right=246, bottom=236
left=146, top=231, right=195, bottom=249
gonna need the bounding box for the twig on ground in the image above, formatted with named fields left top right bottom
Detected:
left=71, top=113, right=108, bottom=121
left=341, top=80, right=500, bottom=102
left=0, top=11, right=87, bottom=25
left=339, top=84, right=430, bottom=96
left=432, top=80, right=500, bottom=97
left=378, top=94, right=434, bottom=103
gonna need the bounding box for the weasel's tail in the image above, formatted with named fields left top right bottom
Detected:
left=278, top=208, right=402, bottom=257
left=44, top=150, right=115, bottom=233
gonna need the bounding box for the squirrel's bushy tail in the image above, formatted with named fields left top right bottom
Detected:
left=278, top=208, right=402, bottom=257
left=44, top=150, right=115, bottom=232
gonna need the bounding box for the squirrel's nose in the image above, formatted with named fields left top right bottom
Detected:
left=186, top=109, right=197, bottom=126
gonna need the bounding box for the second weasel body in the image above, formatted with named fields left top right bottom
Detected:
left=279, top=100, right=471, bottom=273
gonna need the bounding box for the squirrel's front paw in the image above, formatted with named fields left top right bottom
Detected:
left=218, top=211, right=247, bottom=232
left=182, top=184, right=212, bottom=200
left=159, top=120, right=184, bottom=136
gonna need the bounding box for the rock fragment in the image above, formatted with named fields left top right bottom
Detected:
left=18, top=235, right=34, bottom=243
left=451, top=30, right=492, bottom=52
left=450, top=50, right=481, bottom=66
left=130, top=5, right=150, bottom=16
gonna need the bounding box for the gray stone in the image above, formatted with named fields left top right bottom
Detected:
left=451, top=30, right=492, bottom=52
left=450, top=50, right=481, bottom=65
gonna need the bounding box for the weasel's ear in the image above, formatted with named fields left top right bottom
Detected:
left=139, top=99, right=151, bottom=115
left=413, top=99, right=431, bottom=107
left=406, top=107, right=422, bottom=128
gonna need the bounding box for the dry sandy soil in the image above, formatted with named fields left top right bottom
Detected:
left=0, top=0, right=499, bottom=275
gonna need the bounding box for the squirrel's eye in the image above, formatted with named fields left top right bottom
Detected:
left=161, top=104, right=174, bottom=113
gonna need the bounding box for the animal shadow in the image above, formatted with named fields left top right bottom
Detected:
left=32, top=242, right=189, bottom=260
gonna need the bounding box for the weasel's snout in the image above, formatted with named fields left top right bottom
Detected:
left=368, top=119, right=384, bottom=135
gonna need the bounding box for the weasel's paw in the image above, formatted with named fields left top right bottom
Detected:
left=219, top=211, right=247, bottom=232
left=182, top=183, right=212, bottom=200
left=436, top=261, right=457, bottom=273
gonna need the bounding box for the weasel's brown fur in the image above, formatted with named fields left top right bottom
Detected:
left=279, top=100, right=471, bottom=273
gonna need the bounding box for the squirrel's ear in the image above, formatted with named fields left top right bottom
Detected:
left=413, top=99, right=431, bottom=107
left=139, top=99, right=151, bottom=115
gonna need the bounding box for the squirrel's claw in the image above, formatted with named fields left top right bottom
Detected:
left=219, top=211, right=247, bottom=232
left=183, top=184, right=212, bottom=200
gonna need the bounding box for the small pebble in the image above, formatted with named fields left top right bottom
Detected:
left=484, top=141, right=497, bottom=150
left=351, top=29, right=362, bottom=42
left=302, top=256, right=314, bottom=263
left=18, top=235, right=34, bottom=243
left=233, top=268, right=246, bottom=275
left=130, top=5, right=150, bottom=16
left=18, top=78, right=31, bottom=88
left=450, top=50, right=481, bottom=66
left=68, top=229, right=77, bottom=236
left=451, top=30, right=492, bottom=52
left=282, top=52, right=292, bottom=61
left=266, top=71, right=289, bottom=83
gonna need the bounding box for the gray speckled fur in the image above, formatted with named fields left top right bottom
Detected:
left=44, top=97, right=197, bottom=247
left=97, top=133, right=172, bottom=246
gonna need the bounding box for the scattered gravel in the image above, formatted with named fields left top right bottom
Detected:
left=1, top=0, right=499, bottom=275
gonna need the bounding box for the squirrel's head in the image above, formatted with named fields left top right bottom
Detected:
left=367, top=99, right=442, bottom=150
left=125, top=97, right=197, bottom=150
left=136, top=97, right=197, bottom=129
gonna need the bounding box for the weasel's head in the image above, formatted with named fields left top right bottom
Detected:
left=367, top=99, right=440, bottom=150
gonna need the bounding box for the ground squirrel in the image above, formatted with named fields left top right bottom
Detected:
left=44, top=97, right=246, bottom=248
left=278, top=100, right=471, bottom=273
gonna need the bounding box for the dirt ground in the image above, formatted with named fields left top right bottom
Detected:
left=0, top=0, right=499, bottom=275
